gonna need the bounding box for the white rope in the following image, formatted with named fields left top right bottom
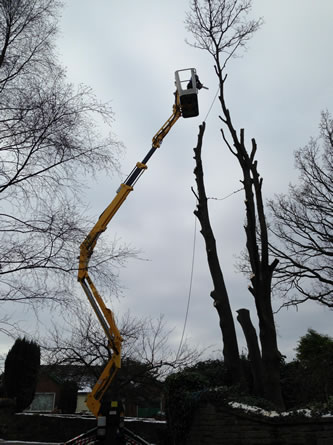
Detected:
left=176, top=90, right=242, bottom=359
left=207, top=187, right=244, bottom=201
left=176, top=214, right=197, bottom=360
left=203, top=85, right=220, bottom=122
left=175, top=186, right=244, bottom=359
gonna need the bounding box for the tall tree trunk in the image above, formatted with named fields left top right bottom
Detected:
left=218, top=77, right=284, bottom=407
left=236, top=308, right=264, bottom=397
left=193, top=122, right=242, bottom=385
left=185, top=0, right=283, bottom=408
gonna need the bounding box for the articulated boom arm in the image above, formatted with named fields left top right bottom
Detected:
left=78, top=90, right=183, bottom=417
left=78, top=68, right=202, bottom=417
left=152, top=92, right=181, bottom=148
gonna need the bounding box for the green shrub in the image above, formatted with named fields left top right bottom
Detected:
left=165, top=371, right=208, bottom=445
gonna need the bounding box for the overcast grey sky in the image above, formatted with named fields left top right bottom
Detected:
left=1, top=0, right=332, bottom=364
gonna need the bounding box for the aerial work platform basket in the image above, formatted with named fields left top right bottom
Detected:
left=175, top=68, right=201, bottom=118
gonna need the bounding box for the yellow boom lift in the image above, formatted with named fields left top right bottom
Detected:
left=77, top=68, right=203, bottom=418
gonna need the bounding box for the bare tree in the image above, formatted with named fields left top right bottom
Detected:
left=42, top=304, right=201, bottom=386
left=0, top=0, right=129, bottom=325
left=187, top=0, right=284, bottom=407
left=268, top=111, right=333, bottom=309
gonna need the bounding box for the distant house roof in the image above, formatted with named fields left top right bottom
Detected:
left=39, top=364, right=98, bottom=390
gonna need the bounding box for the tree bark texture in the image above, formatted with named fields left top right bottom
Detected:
left=236, top=308, right=264, bottom=396
left=185, top=0, right=283, bottom=408
left=193, top=122, right=242, bottom=385
left=218, top=76, right=284, bottom=408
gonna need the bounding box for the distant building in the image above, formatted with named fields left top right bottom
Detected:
left=28, top=371, right=62, bottom=412
left=75, top=386, right=92, bottom=414
left=26, top=365, right=95, bottom=413
left=27, top=363, right=164, bottom=417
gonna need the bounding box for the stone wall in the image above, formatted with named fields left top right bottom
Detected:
left=186, top=403, right=333, bottom=445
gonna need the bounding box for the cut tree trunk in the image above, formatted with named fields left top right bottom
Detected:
left=236, top=308, right=264, bottom=396
left=193, top=122, right=242, bottom=385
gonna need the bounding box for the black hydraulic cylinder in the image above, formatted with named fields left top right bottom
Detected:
left=142, top=146, right=158, bottom=164
left=124, top=146, right=158, bottom=187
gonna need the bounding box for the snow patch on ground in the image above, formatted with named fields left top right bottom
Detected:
left=228, top=402, right=333, bottom=418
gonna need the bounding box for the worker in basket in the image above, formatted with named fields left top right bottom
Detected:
left=187, top=74, right=203, bottom=90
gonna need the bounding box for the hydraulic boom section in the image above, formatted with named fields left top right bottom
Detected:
left=78, top=68, right=202, bottom=418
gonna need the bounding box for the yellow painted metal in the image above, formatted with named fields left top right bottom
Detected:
left=77, top=88, right=185, bottom=418
left=77, top=185, right=132, bottom=417
left=152, top=94, right=181, bottom=148
left=86, top=355, right=120, bottom=416
left=136, top=162, right=147, bottom=170
left=85, top=275, right=122, bottom=354
left=78, top=183, right=133, bottom=282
